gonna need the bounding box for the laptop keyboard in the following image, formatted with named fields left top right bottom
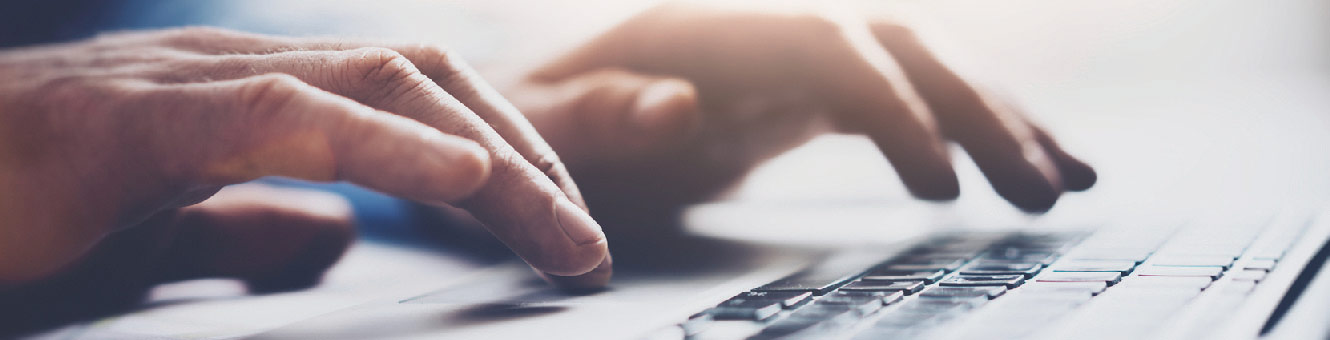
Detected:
left=675, top=215, right=1310, bottom=340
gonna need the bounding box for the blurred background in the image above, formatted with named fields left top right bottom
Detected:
left=4, top=0, right=1328, bottom=241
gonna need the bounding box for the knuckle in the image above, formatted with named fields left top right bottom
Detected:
left=36, top=75, right=128, bottom=114
left=8, top=76, right=97, bottom=143
left=159, top=26, right=240, bottom=44
left=530, top=150, right=566, bottom=179
left=447, top=143, right=492, bottom=201
left=412, top=44, right=457, bottom=67
left=173, top=27, right=239, bottom=39
left=342, top=47, right=432, bottom=100
left=794, top=13, right=848, bottom=39
left=35, top=75, right=96, bottom=103
left=412, top=44, right=472, bottom=87
left=347, top=47, right=420, bottom=84
left=236, top=74, right=308, bottom=117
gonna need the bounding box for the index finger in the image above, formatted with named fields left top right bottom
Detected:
left=163, top=42, right=610, bottom=280
left=870, top=21, right=1075, bottom=211
left=146, top=30, right=588, bottom=209
left=806, top=19, right=961, bottom=200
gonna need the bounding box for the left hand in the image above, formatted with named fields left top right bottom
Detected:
left=509, top=3, right=1096, bottom=223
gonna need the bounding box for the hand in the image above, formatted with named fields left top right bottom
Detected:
left=0, top=184, right=356, bottom=333
left=512, top=3, right=1097, bottom=224
left=0, top=28, right=611, bottom=316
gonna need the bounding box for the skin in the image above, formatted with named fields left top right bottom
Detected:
left=516, top=3, right=1095, bottom=230
left=0, top=2, right=1095, bottom=332
left=0, top=27, right=610, bottom=329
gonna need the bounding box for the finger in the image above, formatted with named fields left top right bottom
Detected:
left=870, top=21, right=1065, bottom=211
left=812, top=20, right=960, bottom=200
left=172, top=49, right=610, bottom=278
left=538, top=254, right=613, bottom=293
left=988, top=88, right=1098, bottom=191
left=277, top=41, right=698, bottom=204
left=384, top=46, right=592, bottom=209
left=0, top=211, right=174, bottom=335
left=144, top=30, right=590, bottom=208
left=0, top=184, right=354, bottom=335
left=1028, top=123, right=1097, bottom=191
left=130, top=73, right=492, bottom=204
left=155, top=184, right=355, bottom=292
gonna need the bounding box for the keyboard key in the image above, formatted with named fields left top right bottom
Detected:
left=940, top=274, right=1025, bottom=288
left=1100, top=285, right=1201, bottom=307
left=920, top=286, right=1007, bottom=299
left=1036, top=271, right=1123, bottom=285
left=871, top=310, right=947, bottom=329
left=1051, top=260, right=1137, bottom=274
left=1064, top=248, right=1153, bottom=263
left=851, top=328, right=924, bottom=340
left=960, top=262, right=1042, bottom=277
left=1050, top=289, right=1192, bottom=339
left=896, top=255, right=971, bottom=265
left=1229, top=269, right=1267, bottom=282
left=783, top=304, right=861, bottom=323
left=756, top=321, right=818, bottom=339
left=840, top=280, right=924, bottom=294
left=883, top=263, right=964, bottom=272
left=680, top=312, right=712, bottom=336
left=759, top=310, right=854, bottom=339
left=710, top=298, right=783, bottom=320
left=904, top=248, right=984, bottom=259
left=1116, top=276, right=1213, bottom=290
left=1154, top=243, right=1247, bottom=258
left=735, top=291, right=813, bottom=308
left=1150, top=255, right=1234, bottom=269
left=755, top=254, right=885, bottom=295
left=815, top=301, right=882, bottom=316
left=993, top=235, right=1079, bottom=250
left=820, top=291, right=888, bottom=302
left=899, top=295, right=988, bottom=313
left=831, top=290, right=905, bottom=305
left=816, top=293, right=887, bottom=315
left=861, top=269, right=945, bottom=283
left=980, top=250, right=1058, bottom=264
left=1222, top=281, right=1259, bottom=295
left=1021, top=281, right=1108, bottom=295
left=1007, top=289, right=1094, bottom=304
left=1243, top=259, right=1277, bottom=272
left=756, top=274, right=858, bottom=295
left=1135, top=265, right=1223, bottom=279
left=1248, top=247, right=1289, bottom=262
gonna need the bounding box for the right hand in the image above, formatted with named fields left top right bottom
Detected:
left=519, top=3, right=1095, bottom=218
left=0, top=28, right=610, bottom=300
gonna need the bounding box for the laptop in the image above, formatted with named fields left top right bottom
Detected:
left=22, top=0, right=1330, bottom=339
left=221, top=205, right=1326, bottom=340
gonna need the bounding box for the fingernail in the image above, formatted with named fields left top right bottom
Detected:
left=555, top=198, right=605, bottom=246
left=541, top=254, right=613, bottom=292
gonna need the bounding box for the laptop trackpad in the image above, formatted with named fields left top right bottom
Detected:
left=254, top=239, right=818, bottom=340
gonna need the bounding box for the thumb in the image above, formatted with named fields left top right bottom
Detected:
left=520, top=68, right=701, bottom=168
left=0, top=184, right=354, bottom=335
left=156, top=184, right=355, bottom=293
